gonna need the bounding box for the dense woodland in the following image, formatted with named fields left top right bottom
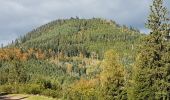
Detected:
left=0, top=0, right=170, bottom=99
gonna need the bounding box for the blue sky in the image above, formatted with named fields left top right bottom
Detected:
left=0, top=0, right=170, bottom=45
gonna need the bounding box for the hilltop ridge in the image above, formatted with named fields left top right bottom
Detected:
left=13, top=18, right=143, bottom=60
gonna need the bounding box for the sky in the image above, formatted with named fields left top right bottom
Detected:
left=0, top=0, right=170, bottom=45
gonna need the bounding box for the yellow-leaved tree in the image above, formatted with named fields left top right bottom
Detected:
left=100, top=50, right=127, bottom=100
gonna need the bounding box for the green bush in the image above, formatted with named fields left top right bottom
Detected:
left=37, top=79, right=52, bottom=89
left=24, top=84, right=42, bottom=95
left=0, top=85, right=13, bottom=93
left=41, top=89, right=60, bottom=98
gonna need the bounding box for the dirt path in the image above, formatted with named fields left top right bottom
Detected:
left=0, top=94, right=28, bottom=100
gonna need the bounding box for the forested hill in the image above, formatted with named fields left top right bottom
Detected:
left=14, top=18, right=143, bottom=61
left=1, top=0, right=169, bottom=99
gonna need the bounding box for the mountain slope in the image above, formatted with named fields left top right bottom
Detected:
left=15, top=18, right=143, bottom=64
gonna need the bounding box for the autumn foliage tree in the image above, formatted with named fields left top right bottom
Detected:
left=66, top=79, right=99, bottom=100
left=100, top=50, right=126, bottom=100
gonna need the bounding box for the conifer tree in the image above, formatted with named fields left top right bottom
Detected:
left=132, top=0, right=170, bottom=99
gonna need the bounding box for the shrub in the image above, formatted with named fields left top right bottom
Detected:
left=41, top=89, right=60, bottom=98
left=0, top=85, right=13, bottom=93
left=24, top=84, right=42, bottom=95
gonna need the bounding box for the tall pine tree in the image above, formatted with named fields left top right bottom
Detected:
left=132, top=0, right=170, bottom=99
